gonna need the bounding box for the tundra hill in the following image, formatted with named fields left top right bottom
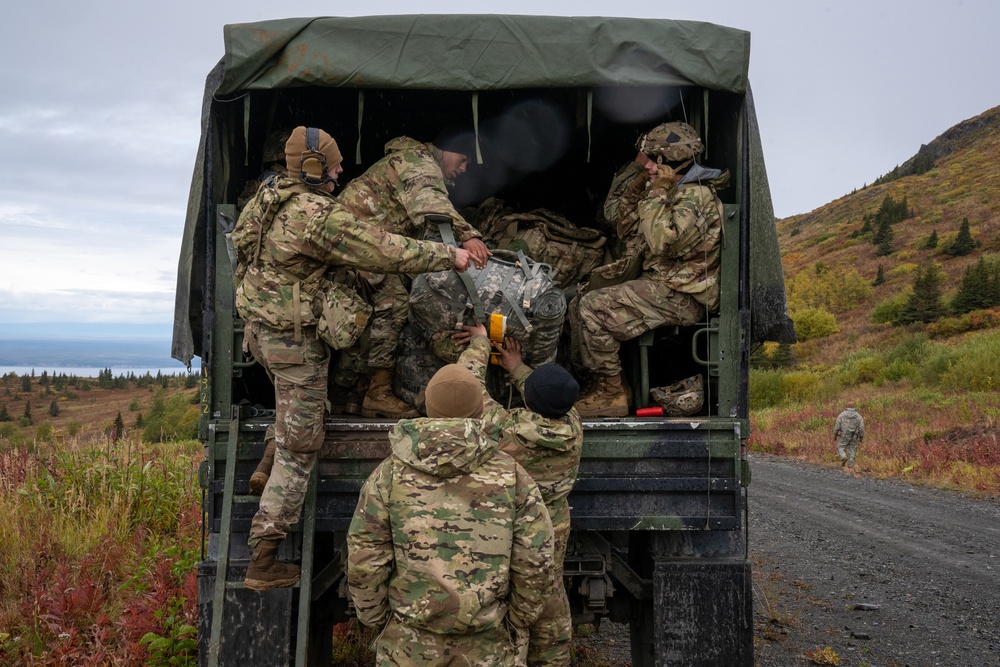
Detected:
left=774, top=103, right=1000, bottom=369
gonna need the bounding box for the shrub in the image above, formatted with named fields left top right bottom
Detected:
left=837, top=350, right=883, bottom=386
left=142, top=391, right=199, bottom=443
left=937, top=332, right=1000, bottom=392
left=793, top=307, right=839, bottom=341
left=749, top=369, right=786, bottom=410
left=783, top=371, right=824, bottom=403
left=871, top=291, right=911, bottom=324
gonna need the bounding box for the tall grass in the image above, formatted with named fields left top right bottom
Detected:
left=0, top=434, right=201, bottom=665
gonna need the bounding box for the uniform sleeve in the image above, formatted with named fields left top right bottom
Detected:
left=457, top=335, right=500, bottom=411
left=506, top=463, right=556, bottom=629
left=637, top=178, right=684, bottom=257
left=510, top=363, right=532, bottom=396
left=857, top=416, right=865, bottom=440
left=603, top=162, right=646, bottom=228
left=346, top=462, right=395, bottom=629
left=833, top=415, right=843, bottom=438
left=397, top=153, right=482, bottom=243
left=306, top=205, right=457, bottom=275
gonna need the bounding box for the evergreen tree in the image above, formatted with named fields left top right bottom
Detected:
left=21, top=375, right=31, bottom=392
left=896, top=264, right=946, bottom=324
left=944, top=218, right=977, bottom=257
left=0, top=404, right=10, bottom=421
left=951, top=257, right=1000, bottom=314
left=920, top=230, right=939, bottom=250
left=874, top=217, right=894, bottom=256
left=40, top=371, right=49, bottom=387
left=113, top=411, right=125, bottom=443
left=873, top=264, right=885, bottom=286
left=49, top=400, right=60, bottom=417
left=23, top=400, right=32, bottom=423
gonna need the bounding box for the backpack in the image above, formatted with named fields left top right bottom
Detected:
left=407, top=247, right=566, bottom=367
left=469, top=199, right=607, bottom=287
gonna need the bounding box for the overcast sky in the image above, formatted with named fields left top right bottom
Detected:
left=2, top=0, right=998, bottom=327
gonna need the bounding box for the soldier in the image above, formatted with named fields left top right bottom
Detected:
left=236, top=127, right=292, bottom=210
left=232, top=126, right=472, bottom=591
left=572, top=121, right=729, bottom=417
left=338, top=126, right=492, bottom=418
left=834, top=406, right=865, bottom=470
left=453, top=324, right=583, bottom=667
left=347, top=362, right=555, bottom=665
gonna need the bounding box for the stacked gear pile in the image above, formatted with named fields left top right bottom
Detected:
left=649, top=374, right=705, bottom=416
left=468, top=199, right=607, bottom=287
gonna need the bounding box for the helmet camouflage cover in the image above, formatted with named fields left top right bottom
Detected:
left=636, top=121, right=704, bottom=162
left=262, top=127, right=293, bottom=164
left=650, top=374, right=704, bottom=416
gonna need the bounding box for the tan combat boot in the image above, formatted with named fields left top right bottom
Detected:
left=361, top=369, right=419, bottom=418
left=573, top=373, right=629, bottom=417
left=248, top=433, right=276, bottom=495
left=244, top=539, right=300, bottom=591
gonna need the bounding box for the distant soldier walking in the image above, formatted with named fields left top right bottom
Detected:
left=834, top=406, right=865, bottom=470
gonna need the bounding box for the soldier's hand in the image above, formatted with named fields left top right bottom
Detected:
left=461, top=238, right=492, bottom=269
left=452, top=323, right=487, bottom=345
left=496, top=336, right=522, bottom=372
left=453, top=248, right=472, bottom=272
left=651, top=164, right=682, bottom=188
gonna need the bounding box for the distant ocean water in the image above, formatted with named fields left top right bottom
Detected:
left=0, top=332, right=200, bottom=378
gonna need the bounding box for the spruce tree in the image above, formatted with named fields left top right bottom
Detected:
left=945, top=218, right=977, bottom=256
left=874, top=217, right=894, bottom=256
left=23, top=400, right=32, bottom=423
left=952, top=257, right=1000, bottom=314
left=21, top=375, right=31, bottom=392
left=0, top=404, right=10, bottom=421
left=896, top=264, right=946, bottom=324
left=49, top=400, right=60, bottom=417
left=873, top=264, right=885, bottom=286
left=113, top=411, right=125, bottom=443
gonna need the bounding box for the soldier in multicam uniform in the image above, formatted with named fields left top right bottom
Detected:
left=834, top=406, right=865, bottom=470
left=338, top=127, right=492, bottom=419
left=452, top=324, right=583, bottom=667
left=347, top=362, right=555, bottom=666
left=572, top=121, right=729, bottom=417
left=236, top=127, right=293, bottom=210
left=232, top=125, right=472, bottom=591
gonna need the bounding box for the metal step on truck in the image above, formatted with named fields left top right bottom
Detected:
left=172, top=14, right=794, bottom=667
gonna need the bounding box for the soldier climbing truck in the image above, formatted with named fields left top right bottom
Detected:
left=172, top=14, right=794, bottom=667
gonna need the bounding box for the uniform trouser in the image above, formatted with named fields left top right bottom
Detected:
left=375, top=616, right=518, bottom=667
left=573, top=276, right=705, bottom=376
left=367, top=274, right=410, bottom=371
left=838, top=439, right=860, bottom=467
left=245, top=322, right=329, bottom=547
left=527, top=499, right=572, bottom=667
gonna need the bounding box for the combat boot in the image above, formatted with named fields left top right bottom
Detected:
left=362, top=369, right=419, bottom=418
left=573, top=373, right=629, bottom=417
left=344, top=376, right=369, bottom=416
left=248, top=434, right=276, bottom=495
left=244, top=539, right=300, bottom=591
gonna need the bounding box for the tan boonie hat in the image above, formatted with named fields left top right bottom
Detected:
left=650, top=374, right=705, bottom=416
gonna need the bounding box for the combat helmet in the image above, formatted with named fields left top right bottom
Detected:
left=636, top=121, right=704, bottom=164
left=262, top=127, right=293, bottom=165
left=650, top=374, right=705, bottom=417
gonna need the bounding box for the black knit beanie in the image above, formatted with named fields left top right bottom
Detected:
left=523, top=363, right=580, bottom=419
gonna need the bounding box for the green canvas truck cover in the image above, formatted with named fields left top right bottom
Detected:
left=172, top=14, right=792, bottom=366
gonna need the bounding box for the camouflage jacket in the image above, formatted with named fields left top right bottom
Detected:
left=458, top=336, right=584, bottom=536
left=834, top=408, right=865, bottom=443
left=232, top=175, right=457, bottom=331
left=338, top=136, right=481, bottom=243
left=347, top=417, right=555, bottom=634
left=638, top=164, right=726, bottom=311
left=603, top=159, right=648, bottom=247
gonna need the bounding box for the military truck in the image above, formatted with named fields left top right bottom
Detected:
left=173, top=14, right=794, bottom=667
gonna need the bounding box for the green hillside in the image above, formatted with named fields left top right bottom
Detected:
left=751, top=105, right=1000, bottom=495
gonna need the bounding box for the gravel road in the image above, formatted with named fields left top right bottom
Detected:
left=576, top=454, right=1000, bottom=666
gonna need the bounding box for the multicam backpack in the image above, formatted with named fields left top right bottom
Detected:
left=468, top=198, right=607, bottom=287
left=650, top=374, right=705, bottom=417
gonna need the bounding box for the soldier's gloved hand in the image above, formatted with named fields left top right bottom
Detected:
left=650, top=164, right=682, bottom=190
left=453, top=248, right=472, bottom=272
left=461, top=238, right=492, bottom=269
